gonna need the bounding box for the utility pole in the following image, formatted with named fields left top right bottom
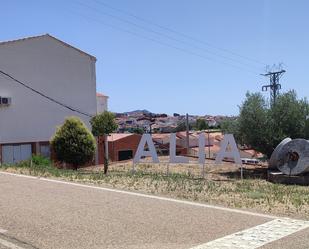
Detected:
left=261, top=69, right=286, bottom=106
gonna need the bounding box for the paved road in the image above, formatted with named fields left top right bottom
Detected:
left=0, top=172, right=308, bottom=249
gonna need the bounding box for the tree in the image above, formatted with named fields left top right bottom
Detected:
left=195, top=118, right=209, bottom=131
left=51, top=117, right=96, bottom=169
left=270, top=91, right=308, bottom=142
left=131, top=127, right=144, bottom=134
left=90, top=111, right=118, bottom=137
left=236, top=91, right=309, bottom=158
left=238, top=92, right=272, bottom=157
left=90, top=111, right=118, bottom=174
left=220, top=118, right=243, bottom=144
left=304, top=118, right=309, bottom=139
left=173, top=121, right=191, bottom=132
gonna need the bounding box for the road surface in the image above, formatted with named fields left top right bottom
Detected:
left=0, top=172, right=308, bottom=249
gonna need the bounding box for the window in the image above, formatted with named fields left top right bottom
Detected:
left=40, top=144, right=51, bottom=158
left=118, top=150, right=133, bottom=161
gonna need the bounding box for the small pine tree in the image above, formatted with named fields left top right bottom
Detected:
left=51, top=117, right=96, bottom=169
left=90, top=111, right=117, bottom=174
left=90, top=111, right=118, bottom=137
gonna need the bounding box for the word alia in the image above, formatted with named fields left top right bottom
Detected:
left=133, top=133, right=242, bottom=165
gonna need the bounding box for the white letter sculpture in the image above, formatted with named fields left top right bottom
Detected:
left=169, top=133, right=189, bottom=163
left=215, top=134, right=242, bottom=165
left=133, top=134, right=159, bottom=164
left=198, top=133, right=206, bottom=165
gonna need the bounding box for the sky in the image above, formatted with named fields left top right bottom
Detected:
left=1, top=0, right=308, bottom=115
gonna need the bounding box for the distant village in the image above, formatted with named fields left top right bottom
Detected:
left=114, top=109, right=231, bottom=134
left=105, top=110, right=261, bottom=163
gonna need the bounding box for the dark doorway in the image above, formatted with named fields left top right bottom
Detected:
left=118, top=150, right=133, bottom=161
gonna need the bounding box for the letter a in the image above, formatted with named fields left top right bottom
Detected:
left=215, top=134, right=242, bottom=165
left=133, top=134, right=159, bottom=163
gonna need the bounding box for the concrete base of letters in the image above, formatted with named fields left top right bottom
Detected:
left=268, top=170, right=309, bottom=186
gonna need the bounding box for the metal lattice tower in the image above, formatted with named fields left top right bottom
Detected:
left=261, top=69, right=286, bottom=106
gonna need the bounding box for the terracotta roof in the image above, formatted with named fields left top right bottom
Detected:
left=191, top=144, right=220, bottom=150
left=96, top=92, right=109, bottom=98
left=176, top=131, right=195, bottom=139
left=0, top=34, right=96, bottom=61
left=175, top=131, right=223, bottom=139
left=108, top=133, right=132, bottom=141
left=242, top=149, right=264, bottom=158
left=108, top=133, right=138, bottom=142
left=152, top=134, right=170, bottom=139
left=191, top=144, right=221, bottom=153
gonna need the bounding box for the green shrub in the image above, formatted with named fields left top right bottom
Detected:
left=31, top=155, right=51, bottom=166
left=50, top=117, right=96, bottom=169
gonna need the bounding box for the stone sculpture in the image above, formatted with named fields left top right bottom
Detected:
left=270, top=138, right=309, bottom=175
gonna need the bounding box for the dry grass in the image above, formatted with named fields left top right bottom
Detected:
left=2, top=158, right=309, bottom=220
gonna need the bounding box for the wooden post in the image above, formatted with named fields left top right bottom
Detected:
left=104, top=135, right=108, bottom=161
left=240, top=164, right=243, bottom=180
left=104, top=134, right=109, bottom=174
left=132, top=161, right=135, bottom=173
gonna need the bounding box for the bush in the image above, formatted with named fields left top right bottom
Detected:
left=51, top=117, right=96, bottom=169
left=31, top=155, right=51, bottom=166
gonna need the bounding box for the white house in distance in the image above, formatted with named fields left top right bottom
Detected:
left=0, top=34, right=106, bottom=164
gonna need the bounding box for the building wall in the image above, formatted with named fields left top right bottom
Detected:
left=96, top=95, right=108, bottom=113
left=110, top=134, right=142, bottom=161
left=97, top=134, right=142, bottom=163
left=0, top=35, right=97, bottom=145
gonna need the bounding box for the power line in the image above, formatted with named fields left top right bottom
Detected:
left=72, top=10, right=259, bottom=74
left=87, top=0, right=267, bottom=66
left=73, top=1, right=262, bottom=71
left=65, top=9, right=259, bottom=75
left=0, top=70, right=93, bottom=117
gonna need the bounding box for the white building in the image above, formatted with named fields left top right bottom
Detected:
left=96, top=92, right=108, bottom=113
left=0, top=34, right=104, bottom=164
